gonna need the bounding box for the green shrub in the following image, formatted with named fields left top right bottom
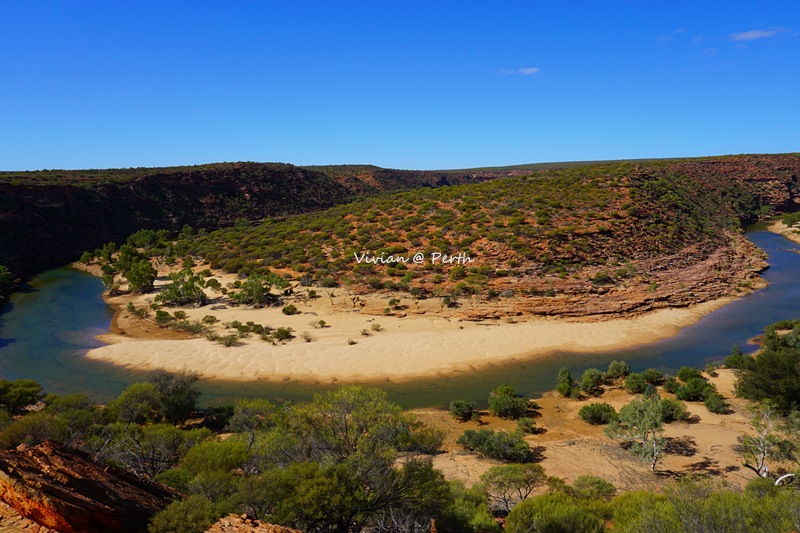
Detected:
left=578, top=403, right=617, bottom=425
left=606, top=360, right=631, bottom=379
left=663, top=377, right=681, bottom=394
left=202, top=315, right=217, bottom=324
left=677, top=366, right=703, bottom=383
left=505, top=493, right=605, bottom=533
left=570, top=475, right=617, bottom=501
left=173, top=310, right=187, bottom=320
left=155, top=310, right=173, bottom=326
left=676, top=377, right=715, bottom=402
left=660, top=398, right=689, bottom=422
left=642, top=368, right=664, bottom=384
left=624, top=373, right=647, bottom=394
left=456, top=429, right=531, bottom=462
left=580, top=368, right=603, bottom=395
left=488, top=385, right=529, bottom=419
left=517, top=417, right=537, bottom=434
left=449, top=400, right=479, bottom=421
left=273, top=327, right=293, bottom=340
left=704, top=392, right=728, bottom=414
left=217, top=334, right=238, bottom=347
left=556, top=367, right=573, bottom=397
left=282, top=304, right=298, bottom=315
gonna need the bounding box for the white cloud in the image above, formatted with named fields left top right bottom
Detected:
left=517, top=67, right=540, bottom=75
left=703, top=48, right=717, bottom=55
left=692, top=35, right=703, bottom=44
left=728, top=27, right=789, bottom=41
left=656, top=35, right=674, bottom=42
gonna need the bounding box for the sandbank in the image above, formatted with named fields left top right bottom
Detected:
left=87, top=283, right=736, bottom=383
left=767, top=220, right=800, bottom=246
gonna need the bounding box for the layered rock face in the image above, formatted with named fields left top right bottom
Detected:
left=0, top=441, right=181, bottom=533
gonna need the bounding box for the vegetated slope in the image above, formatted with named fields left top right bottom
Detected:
left=0, top=162, right=498, bottom=278
left=166, top=154, right=800, bottom=318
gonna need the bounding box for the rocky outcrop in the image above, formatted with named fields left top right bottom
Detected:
left=0, top=441, right=182, bottom=533
left=204, top=515, right=302, bottom=533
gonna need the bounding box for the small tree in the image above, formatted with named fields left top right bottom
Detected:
left=738, top=401, right=794, bottom=478
left=604, top=394, right=667, bottom=471
left=556, top=367, right=573, bottom=397
left=477, top=463, right=546, bottom=513
left=449, top=400, right=479, bottom=422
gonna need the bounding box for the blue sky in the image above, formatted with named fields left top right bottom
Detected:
left=1, top=1, right=798, bottom=171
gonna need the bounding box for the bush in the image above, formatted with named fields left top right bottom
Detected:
left=676, top=377, right=715, bottom=402
left=624, top=373, right=647, bottom=394
left=217, top=334, right=238, bottom=347
left=663, top=377, right=681, bottom=394
left=281, top=304, right=298, bottom=315
left=570, top=475, right=617, bottom=501
left=660, top=398, right=689, bottom=422
left=677, top=366, right=703, bottom=383
left=505, top=493, right=605, bottom=533
left=449, top=400, right=479, bottom=421
left=517, top=417, right=537, bottom=434
left=488, top=385, right=529, bottom=419
left=556, top=367, right=573, bottom=397
left=580, top=368, right=603, bottom=395
left=456, top=429, right=531, bottom=462
left=578, top=403, right=618, bottom=425
left=606, top=360, right=631, bottom=379
left=202, top=315, right=217, bottom=324
left=704, top=392, right=728, bottom=414
left=642, top=368, right=664, bottom=384
left=173, top=310, right=187, bottom=320
left=273, top=327, right=293, bottom=340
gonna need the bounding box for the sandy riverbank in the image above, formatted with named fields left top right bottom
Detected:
left=767, top=220, right=800, bottom=246
left=85, top=267, right=738, bottom=382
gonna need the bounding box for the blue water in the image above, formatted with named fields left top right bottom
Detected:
left=1, top=228, right=799, bottom=409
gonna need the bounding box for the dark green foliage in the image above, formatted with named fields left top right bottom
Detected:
left=449, top=400, right=479, bottom=421
left=659, top=398, right=689, bottom=423
left=606, top=360, right=631, bottom=379
left=456, top=429, right=531, bottom=462
left=677, top=366, right=703, bottom=383
left=624, top=373, right=647, bottom=394
left=675, top=377, right=715, bottom=402
left=580, top=368, right=603, bottom=395
left=705, top=392, right=729, bottom=414
left=556, top=367, right=574, bottom=397
left=488, top=384, right=529, bottom=419
left=273, top=327, right=292, bottom=340
left=281, top=304, right=298, bottom=315
left=642, top=368, right=664, bottom=384
left=147, top=369, right=201, bottom=424
left=663, top=377, right=681, bottom=394
left=148, top=494, right=232, bottom=533
left=733, top=323, right=800, bottom=412
left=579, top=403, right=618, bottom=425
left=0, top=379, right=44, bottom=413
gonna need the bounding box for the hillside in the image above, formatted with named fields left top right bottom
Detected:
left=0, top=162, right=500, bottom=278
left=156, top=154, right=799, bottom=319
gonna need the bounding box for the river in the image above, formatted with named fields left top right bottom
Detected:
left=1, top=227, right=799, bottom=409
